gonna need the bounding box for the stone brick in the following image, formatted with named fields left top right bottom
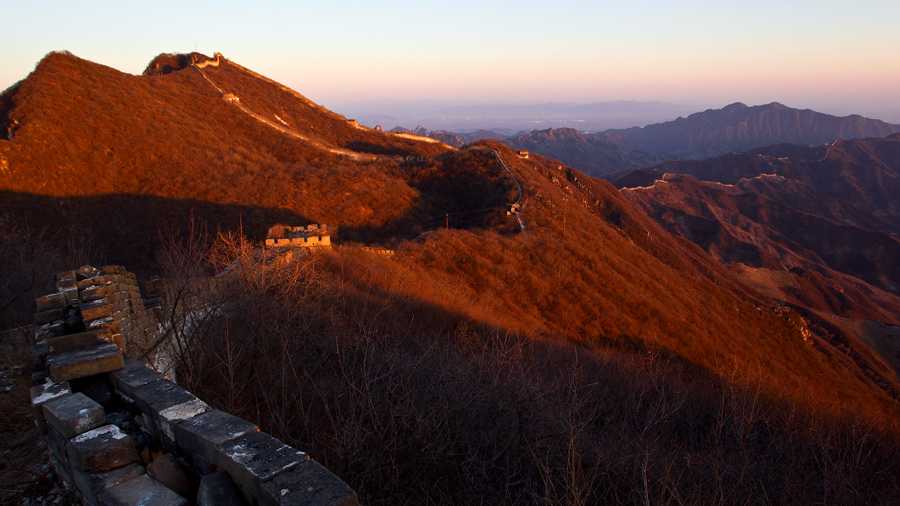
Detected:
left=47, top=327, right=113, bottom=354
left=57, top=278, right=78, bottom=292
left=97, top=474, right=188, bottom=506
left=31, top=341, right=48, bottom=368
left=43, top=392, right=104, bottom=439
left=34, top=307, right=65, bottom=325
left=36, top=321, right=66, bottom=340
left=50, top=455, right=76, bottom=492
left=132, top=379, right=210, bottom=441
left=63, top=287, right=80, bottom=303
left=147, top=453, right=190, bottom=497
left=197, top=472, right=245, bottom=506
left=261, top=459, right=359, bottom=506
left=215, top=431, right=308, bottom=503
left=101, top=265, right=124, bottom=275
left=47, top=343, right=124, bottom=382
left=57, top=270, right=77, bottom=281
left=88, top=316, right=120, bottom=334
left=47, top=424, right=71, bottom=464
left=80, top=300, right=112, bottom=322
left=36, top=293, right=67, bottom=312
left=174, top=409, right=258, bottom=463
left=66, top=424, right=139, bottom=472
left=72, top=462, right=145, bottom=506
left=76, top=265, right=101, bottom=280
left=81, top=283, right=115, bottom=302
left=110, top=364, right=165, bottom=399
left=30, top=381, right=71, bottom=421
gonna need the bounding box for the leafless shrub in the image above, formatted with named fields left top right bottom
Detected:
left=154, top=233, right=900, bottom=505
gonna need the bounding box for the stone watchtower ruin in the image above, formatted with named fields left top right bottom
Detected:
left=264, top=224, right=332, bottom=249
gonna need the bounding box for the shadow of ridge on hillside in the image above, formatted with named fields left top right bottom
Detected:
left=0, top=190, right=311, bottom=277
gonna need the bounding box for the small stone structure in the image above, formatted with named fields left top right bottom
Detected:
left=514, top=150, right=529, bottom=159
left=29, top=265, right=358, bottom=506
left=265, top=224, right=332, bottom=249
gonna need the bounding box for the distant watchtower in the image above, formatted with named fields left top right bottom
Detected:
left=265, top=224, right=332, bottom=248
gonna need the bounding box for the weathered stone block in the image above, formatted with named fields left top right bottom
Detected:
left=43, top=392, right=104, bottom=439
left=147, top=453, right=190, bottom=497
left=47, top=327, right=113, bottom=354
left=132, top=379, right=210, bottom=441
left=72, top=462, right=145, bottom=506
left=80, top=300, right=112, bottom=322
left=81, top=283, right=115, bottom=302
left=47, top=424, right=71, bottom=464
left=197, top=472, right=246, bottom=506
left=30, top=341, right=48, bottom=368
left=47, top=343, right=124, bottom=382
left=97, top=474, right=188, bottom=506
left=173, top=409, right=258, bottom=463
left=34, top=307, right=65, bottom=325
left=36, top=293, right=68, bottom=312
left=57, top=270, right=77, bottom=281
left=50, top=455, right=76, bottom=492
left=215, top=431, right=308, bottom=503
left=76, top=265, right=101, bottom=280
left=100, top=265, right=124, bottom=275
left=31, top=381, right=71, bottom=421
left=110, top=364, right=165, bottom=399
left=66, top=424, right=139, bottom=472
left=261, top=459, right=359, bottom=506
left=57, top=278, right=78, bottom=292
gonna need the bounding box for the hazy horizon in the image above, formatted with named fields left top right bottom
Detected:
left=3, top=1, right=899, bottom=124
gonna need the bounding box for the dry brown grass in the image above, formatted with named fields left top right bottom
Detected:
left=155, top=233, right=900, bottom=505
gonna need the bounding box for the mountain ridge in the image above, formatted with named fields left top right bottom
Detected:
left=603, top=101, right=900, bottom=158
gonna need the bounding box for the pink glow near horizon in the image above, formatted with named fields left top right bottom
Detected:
left=2, top=1, right=899, bottom=122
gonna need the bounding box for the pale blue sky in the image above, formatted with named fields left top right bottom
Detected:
left=3, top=0, right=899, bottom=120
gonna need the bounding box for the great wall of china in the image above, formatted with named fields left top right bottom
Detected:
left=190, top=53, right=452, bottom=162
left=28, top=264, right=358, bottom=506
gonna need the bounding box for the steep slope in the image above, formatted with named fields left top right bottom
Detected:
left=620, top=134, right=900, bottom=236
left=0, top=51, right=498, bottom=267
left=503, top=127, right=668, bottom=177
left=617, top=136, right=900, bottom=399
left=337, top=142, right=900, bottom=420
left=604, top=102, right=900, bottom=158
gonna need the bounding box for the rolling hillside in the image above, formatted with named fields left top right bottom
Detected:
left=2, top=51, right=900, bottom=505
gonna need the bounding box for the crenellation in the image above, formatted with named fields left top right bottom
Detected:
left=27, top=265, right=359, bottom=506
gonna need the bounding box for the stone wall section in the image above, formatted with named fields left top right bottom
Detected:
left=29, top=265, right=359, bottom=506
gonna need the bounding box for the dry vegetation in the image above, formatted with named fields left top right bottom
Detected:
left=152, top=230, right=900, bottom=505
left=3, top=51, right=900, bottom=505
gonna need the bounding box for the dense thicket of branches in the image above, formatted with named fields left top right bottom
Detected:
left=157, top=234, right=900, bottom=506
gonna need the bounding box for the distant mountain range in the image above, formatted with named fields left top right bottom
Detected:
left=603, top=102, right=900, bottom=159
left=335, top=99, right=703, bottom=133
left=387, top=102, right=900, bottom=178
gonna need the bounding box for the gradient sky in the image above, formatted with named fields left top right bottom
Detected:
left=3, top=0, right=899, bottom=121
